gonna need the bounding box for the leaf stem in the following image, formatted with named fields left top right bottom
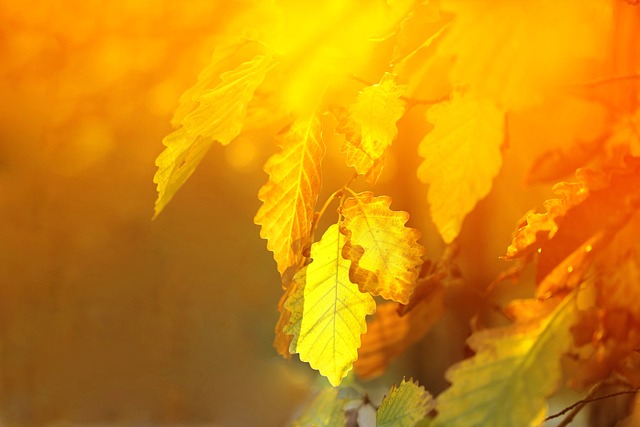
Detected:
left=348, top=74, right=450, bottom=107
left=310, top=173, right=359, bottom=243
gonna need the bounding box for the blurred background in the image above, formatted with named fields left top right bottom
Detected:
left=0, top=1, right=319, bottom=425
left=0, top=1, right=613, bottom=426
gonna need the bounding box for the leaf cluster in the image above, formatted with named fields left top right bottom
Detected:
left=153, top=1, right=640, bottom=425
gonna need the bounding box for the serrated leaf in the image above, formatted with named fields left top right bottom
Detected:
left=338, top=73, right=406, bottom=184
left=153, top=129, right=214, bottom=219
left=291, top=387, right=347, bottom=427
left=506, top=162, right=640, bottom=283
left=274, top=274, right=303, bottom=358
left=288, top=223, right=376, bottom=386
left=377, top=379, right=434, bottom=427
left=254, top=116, right=325, bottom=278
left=153, top=44, right=274, bottom=218
left=433, top=292, right=581, bottom=427
left=340, top=192, right=425, bottom=304
left=417, top=93, right=504, bottom=243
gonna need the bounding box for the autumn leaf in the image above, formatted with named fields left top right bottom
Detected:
left=286, top=223, right=376, bottom=386
left=504, top=178, right=589, bottom=261
left=153, top=129, right=215, bottom=219
left=153, top=40, right=274, bottom=218
left=506, top=161, right=640, bottom=283
left=340, top=192, right=425, bottom=304
left=273, top=274, right=303, bottom=358
left=437, top=0, right=611, bottom=110
left=291, top=387, right=347, bottom=427
left=417, top=92, right=504, bottom=243
left=338, top=73, right=406, bottom=183
left=433, top=291, right=581, bottom=427
left=377, top=379, right=434, bottom=427
left=254, top=116, right=325, bottom=278
left=355, top=283, right=444, bottom=379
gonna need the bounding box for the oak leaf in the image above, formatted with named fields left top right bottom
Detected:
left=417, top=93, right=504, bottom=243
left=338, top=73, right=406, bottom=184
left=254, top=116, right=325, bottom=278
left=433, top=292, right=581, bottom=427
left=340, top=192, right=425, bottom=304
left=154, top=40, right=274, bottom=218
left=377, top=379, right=434, bottom=427
left=286, top=223, right=376, bottom=386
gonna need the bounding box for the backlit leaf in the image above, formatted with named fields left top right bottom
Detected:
left=339, top=73, right=406, bottom=183
left=438, top=0, right=611, bottom=110
left=340, top=192, right=425, bottom=304
left=154, top=42, right=274, bottom=217
left=417, top=93, right=504, bottom=243
left=254, top=116, right=325, bottom=277
left=433, top=291, right=581, bottom=427
left=291, top=387, right=347, bottom=427
left=377, top=379, right=434, bottom=427
left=153, top=129, right=214, bottom=219
left=288, top=223, right=376, bottom=386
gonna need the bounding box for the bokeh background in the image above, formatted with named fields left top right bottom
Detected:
left=0, top=1, right=613, bottom=426
left=0, top=2, right=317, bottom=425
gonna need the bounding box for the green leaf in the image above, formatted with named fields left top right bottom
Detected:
left=377, top=379, right=434, bottom=427
left=433, top=291, right=581, bottom=427
left=291, top=388, right=347, bottom=427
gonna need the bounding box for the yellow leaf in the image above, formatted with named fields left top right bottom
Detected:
left=438, top=0, right=611, bottom=110
left=340, top=192, right=425, bottom=304
left=153, top=41, right=274, bottom=218
left=339, top=73, right=406, bottom=183
left=433, top=292, right=581, bottom=427
left=417, top=93, right=504, bottom=243
left=291, top=387, right=347, bottom=427
left=377, top=379, right=434, bottom=427
left=153, top=129, right=214, bottom=219
left=254, top=116, right=325, bottom=277
left=287, top=223, right=376, bottom=386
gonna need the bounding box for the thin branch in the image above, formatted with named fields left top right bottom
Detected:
left=567, top=72, right=640, bottom=88
left=544, top=382, right=640, bottom=426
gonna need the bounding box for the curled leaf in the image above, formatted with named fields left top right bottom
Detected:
left=338, top=73, right=406, bottom=184
left=340, top=192, right=425, bottom=304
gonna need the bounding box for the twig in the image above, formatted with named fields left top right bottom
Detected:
left=567, top=72, right=640, bottom=88
left=544, top=382, right=640, bottom=426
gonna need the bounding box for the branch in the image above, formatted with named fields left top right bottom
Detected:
left=544, top=382, right=640, bottom=427
left=567, top=72, right=640, bottom=88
